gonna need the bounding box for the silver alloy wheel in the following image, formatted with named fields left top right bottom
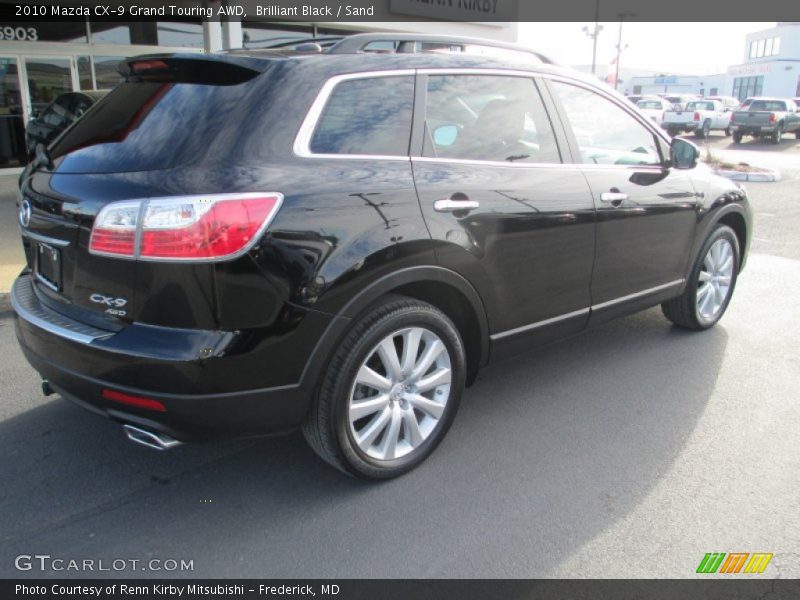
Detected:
left=348, top=327, right=452, bottom=461
left=696, top=238, right=734, bottom=321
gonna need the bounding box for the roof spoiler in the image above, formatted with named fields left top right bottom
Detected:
left=118, top=54, right=264, bottom=85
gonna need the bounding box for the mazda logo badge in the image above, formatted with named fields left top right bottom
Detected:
left=19, top=199, right=32, bottom=228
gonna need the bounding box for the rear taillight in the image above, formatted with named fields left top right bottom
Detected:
left=693, top=112, right=700, bottom=121
left=768, top=112, right=776, bottom=123
left=89, top=193, right=283, bottom=261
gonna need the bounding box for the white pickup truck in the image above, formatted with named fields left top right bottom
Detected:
left=663, top=99, right=732, bottom=139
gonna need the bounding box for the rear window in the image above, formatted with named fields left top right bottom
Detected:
left=637, top=100, right=662, bottom=109
left=686, top=101, right=715, bottom=111
left=50, top=80, right=257, bottom=173
left=309, top=76, right=413, bottom=156
left=748, top=100, right=787, bottom=111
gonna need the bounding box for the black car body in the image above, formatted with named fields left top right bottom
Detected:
left=25, top=90, right=108, bottom=156
left=12, top=35, right=752, bottom=477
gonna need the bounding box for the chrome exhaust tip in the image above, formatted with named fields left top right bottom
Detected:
left=123, top=424, right=182, bottom=451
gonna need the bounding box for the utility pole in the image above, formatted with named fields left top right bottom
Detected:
left=582, top=0, right=603, bottom=76
left=614, top=12, right=635, bottom=92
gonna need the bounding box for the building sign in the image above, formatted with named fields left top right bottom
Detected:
left=390, top=0, right=518, bottom=20
left=728, top=63, right=773, bottom=76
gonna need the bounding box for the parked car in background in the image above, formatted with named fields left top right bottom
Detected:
left=636, top=97, right=675, bottom=126
left=663, top=94, right=700, bottom=110
left=663, top=99, right=732, bottom=138
left=12, top=34, right=752, bottom=479
left=627, top=94, right=662, bottom=106
left=26, top=90, right=108, bottom=156
left=706, top=96, right=740, bottom=111
left=730, top=98, right=800, bottom=143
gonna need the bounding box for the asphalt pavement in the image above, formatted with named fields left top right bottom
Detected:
left=0, top=139, right=798, bottom=578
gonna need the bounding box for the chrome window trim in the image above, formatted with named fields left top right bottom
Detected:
left=413, top=156, right=577, bottom=169
left=293, top=66, right=669, bottom=164
left=490, top=279, right=685, bottom=340
left=293, top=69, right=416, bottom=161
left=20, top=228, right=70, bottom=248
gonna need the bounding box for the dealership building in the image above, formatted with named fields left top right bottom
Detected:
left=627, top=22, right=800, bottom=100
left=0, top=0, right=516, bottom=172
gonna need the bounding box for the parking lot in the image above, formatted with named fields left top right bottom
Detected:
left=0, top=134, right=798, bottom=579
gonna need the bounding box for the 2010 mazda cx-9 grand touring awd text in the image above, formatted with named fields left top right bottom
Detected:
left=12, top=34, right=752, bottom=479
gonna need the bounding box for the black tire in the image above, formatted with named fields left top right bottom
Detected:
left=302, top=295, right=466, bottom=479
left=772, top=125, right=783, bottom=144
left=724, top=126, right=732, bottom=137
left=733, top=132, right=743, bottom=144
left=661, top=225, right=740, bottom=331
left=667, top=128, right=679, bottom=138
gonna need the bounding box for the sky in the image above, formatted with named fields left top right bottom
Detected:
left=517, top=22, right=774, bottom=75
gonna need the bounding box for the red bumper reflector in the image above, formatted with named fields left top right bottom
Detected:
left=102, top=389, right=167, bottom=412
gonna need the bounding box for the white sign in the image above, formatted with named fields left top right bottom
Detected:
left=390, top=0, right=518, bottom=20
left=728, top=63, right=773, bottom=76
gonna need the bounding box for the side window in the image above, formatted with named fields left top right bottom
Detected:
left=309, top=76, right=413, bottom=156
left=550, top=81, right=663, bottom=166
left=422, top=75, right=560, bottom=163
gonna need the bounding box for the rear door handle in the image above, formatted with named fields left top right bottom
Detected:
left=434, top=197, right=480, bottom=213
left=600, top=191, right=628, bottom=207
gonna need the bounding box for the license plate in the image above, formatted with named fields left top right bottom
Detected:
left=35, top=242, right=62, bottom=291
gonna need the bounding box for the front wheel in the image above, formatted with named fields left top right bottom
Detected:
left=302, top=296, right=466, bottom=479
left=661, top=225, right=740, bottom=330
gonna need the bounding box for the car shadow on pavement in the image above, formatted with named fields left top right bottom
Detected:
left=0, top=307, right=728, bottom=578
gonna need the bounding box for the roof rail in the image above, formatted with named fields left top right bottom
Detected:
left=327, top=33, right=554, bottom=64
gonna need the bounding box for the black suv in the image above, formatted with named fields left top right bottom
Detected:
left=12, top=34, right=751, bottom=479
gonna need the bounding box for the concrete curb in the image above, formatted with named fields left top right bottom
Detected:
left=714, top=168, right=782, bottom=182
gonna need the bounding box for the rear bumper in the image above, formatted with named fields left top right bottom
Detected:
left=730, top=125, right=776, bottom=135
left=664, top=122, right=697, bottom=131
left=12, top=274, right=335, bottom=441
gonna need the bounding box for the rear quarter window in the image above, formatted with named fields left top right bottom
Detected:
left=308, top=76, right=414, bottom=156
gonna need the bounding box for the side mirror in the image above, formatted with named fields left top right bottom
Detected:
left=670, top=137, right=700, bottom=170
left=433, top=124, right=459, bottom=147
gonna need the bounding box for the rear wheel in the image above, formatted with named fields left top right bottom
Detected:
left=772, top=125, right=783, bottom=144
left=733, top=132, right=743, bottom=144
left=661, top=225, right=739, bottom=330
left=724, top=126, right=732, bottom=136
left=302, top=296, right=466, bottom=479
